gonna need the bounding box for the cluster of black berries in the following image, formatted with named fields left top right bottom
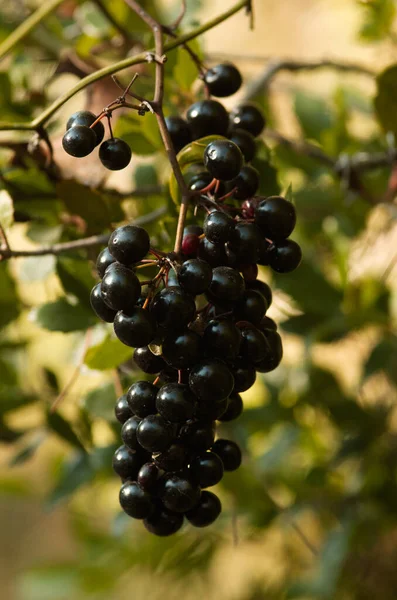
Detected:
left=62, top=110, right=132, bottom=170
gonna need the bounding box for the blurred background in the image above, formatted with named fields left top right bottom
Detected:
left=1, top=0, right=397, bottom=599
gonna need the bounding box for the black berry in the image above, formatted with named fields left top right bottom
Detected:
left=230, top=103, right=266, bottom=137
left=133, top=346, right=166, bottom=374
left=62, top=125, right=97, bottom=157
left=96, top=247, right=115, bottom=278
left=255, top=196, right=296, bottom=241
left=90, top=283, right=117, bottom=323
left=99, top=138, right=131, bottom=170
left=203, top=318, right=242, bottom=361
left=178, top=259, right=212, bottom=295
left=112, top=444, right=145, bottom=480
left=179, top=420, right=216, bottom=452
left=162, top=330, right=202, bottom=369
left=233, top=289, right=267, bottom=326
left=66, top=110, right=105, bottom=145
left=136, top=414, right=174, bottom=453
left=212, top=439, right=242, bottom=471
left=190, top=451, right=224, bottom=488
left=137, top=462, right=160, bottom=493
left=165, top=116, right=192, bottom=153
left=119, top=481, right=154, bottom=519
left=108, top=225, right=150, bottom=265
left=143, top=505, right=184, bottom=536
left=114, top=307, right=157, bottom=347
left=151, top=287, right=196, bottom=332
left=160, top=472, right=201, bottom=513
left=185, top=490, right=221, bottom=527
left=156, top=383, right=196, bottom=423
left=228, top=128, right=256, bottom=162
left=101, top=263, right=141, bottom=312
left=154, top=441, right=189, bottom=472
left=189, top=359, right=234, bottom=402
left=203, top=210, right=235, bottom=246
left=206, top=266, right=245, bottom=307
left=204, top=140, right=243, bottom=181
left=186, top=100, right=229, bottom=138
left=121, top=415, right=141, bottom=451
left=230, top=165, right=259, bottom=200
left=268, top=239, right=302, bottom=273
left=115, top=394, right=133, bottom=424
left=204, top=63, right=242, bottom=97
left=127, top=381, right=158, bottom=418
left=218, top=392, right=243, bottom=422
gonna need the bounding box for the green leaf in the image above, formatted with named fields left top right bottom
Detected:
left=359, top=0, right=396, bottom=42
left=47, top=410, right=86, bottom=451
left=0, top=263, right=20, bottom=328
left=365, top=336, right=397, bottom=385
left=294, top=90, right=334, bottom=142
left=19, top=256, right=56, bottom=282
left=114, top=113, right=157, bottom=155
left=56, top=180, right=113, bottom=233
left=36, top=298, right=96, bottom=332
left=56, top=257, right=96, bottom=308
left=173, top=39, right=202, bottom=91
left=134, top=164, right=159, bottom=188
left=0, top=189, right=14, bottom=230
left=375, top=64, right=397, bottom=135
left=0, top=388, right=37, bottom=415
left=9, top=433, right=46, bottom=467
left=83, top=382, right=117, bottom=421
left=252, top=141, right=280, bottom=197
left=84, top=335, right=134, bottom=370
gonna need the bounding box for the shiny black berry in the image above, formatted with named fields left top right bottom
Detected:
left=204, top=140, right=243, bottom=181
left=230, top=103, right=266, bottom=137
left=62, top=125, right=97, bottom=157
left=218, top=392, right=243, bottom=422
left=204, top=63, right=242, bottom=97
left=96, top=247, right=116, bottom=278
left=198, top=237, right=228, bottom=267
left=260, top=316, right=277, bottom=331
left=143, top=505, right=184, bottom=536
left=206, top=266, right=245, bottom=307
left=119, top=481, right=154, bottom=519
left=179, top=420, right=216, bottom=452
left=160, top=472, right=201, bottom=513
left=190, top=451, right=224, bottom=488
left=178, top=259, right=213, bottom=295
left=101, top=263, right=141, bottom=312
left=115, top=394, right=133, bottom=424
left=121, top=415, right=141, bottom=451
left=228, top=128, right=256, bottom=162
left=212, top=439, right=242, bottom=471
left=255, top=196, right=296, bottom=241
left=112, top=444, right=145, bottom=480
left=137, top=414, right=174, bottom=453
left=99, top=138, right=132, bottom=170
left=165, top=115, right=192, bottom=153
left=188, top=172, right=212, bottom=192
left=186, top=490, right=221, bottom=527
left=203, top=318, right=242, bottom=361
left=133, top=346, right=166, bottom=374
left=113, top=307, right=157, bottom=347
left=234, top=289, right=267, bottom=326
left=108, top=225, right=150, bottom=265
left=186, top=100, right=229, bottom=138
left=156, top=383, right=196, bottom=423
left=239, top=326, right=268, bottom=363
left=195, top=396, right=229, bottom=421
left=189, top=359, right=234, bottom=402
left=268, top=239, right=302, bottom=273
left=228, top=222, right=262, bottom=264
left=137, top=462, right=160, bottom=493
left=231, top=359, right=256, bottom=392
left=203, top=211, right=235, bottom=246
left=90, top=283, right=117, bottom=323
left=247, top=279, right=273, bottom=307
left=127, top=381, right=158, bottom=418
left=154, top=441, right=189, bottom=472
left=151, top=287, right=196, bottom=332
left=66, top=110, right=105, bottom=146
left=162, top=330, right=202, bottom=369
left=255, top=330, right=283, bottom=373
left=230, top=165, right=259, bottom=200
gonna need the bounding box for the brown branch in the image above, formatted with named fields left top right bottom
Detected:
left=169, top=0, right=187, bottom=31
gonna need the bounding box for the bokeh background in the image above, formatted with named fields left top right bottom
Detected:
left=1, top=1, right=397, bottom=599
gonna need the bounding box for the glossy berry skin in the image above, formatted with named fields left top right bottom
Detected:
left=228, top=128, right=256, bottom=162
left=162, top=330, right=202, bottom=369
left=233, top=289, right=267, bottom=326
left=185, top=490, right=221, bottom=527
left=255, top=330, right=283, bottom=373
left=188, top=172, right=212, bottom=192
left=66, top=110, right=105, bottom=146
left=151, top=287, right=196, bottom=332
left=186, top=100, right=229, bottom=138
left=241, top=197, right=260, bottom=219
left=154, top=442, right=189, bottom=472
left=247, top=279, right=272, bottom=307
left=218, top=392, right=243, bottom=422
left=178, top=259, right=212, bottom=295
left=230, top=165, right=260, bottom=200
left=137, top=414, right=174, bottom=453
left=195, top=396, right=228, bottom=421
left=137, top=462, right=160, bottom=493
left=206, top=266, right=245, bottom=308
left=121, top=415, right=141, bottom=451
left=101, top=263, right=141, bottom=311
left=204, top=62, right=242, bottom=97
left=260, top=316, right=278, bottom=331
left=143, top=505, right=184, bottom=536
left=127, top=381, right=158, bottom=418
left=156, top=383, right=196, bottom=423
left=228, top=222, right=262, bottom=264
left=133, top=346, right=166, bottom=374
left=115, top=394, right=133, bottom=424
left=190, top=451, right=224, bottom=488
left=62, top=125, right=97, bottom=157
left=112, top=445, right=145, bottom=480
left=203, top=211, right=235, bottom=246
left=230, top=103, right=266, bottom=137
left=160, top=473, right=201, bottom=513
left=119, top=481, right=154, bottom=519
left=179, top=420, right=216, bottom=452
left=108, top=225, right=150, bottom=265
left=204, top=140, right=243, bottom=182
left=96, top=247, right=115, bottom=278
left=212, top=439, right=242, bottom=471
left=99, top=138, right=131, bottom=170
left=198, top=237, right=228, bottom=267
left=181, top=233, right=200, bottom=259
left=268, top=239, right=302, bottom=273
left=113, top=307, right=156, bottom=347
left=241, top=263, right=259, bottom=283
left=165, top=115, right=192, bottom=153
left=239, top=327, right=268, bottom=363
left=232, top=360, right=256, bottom=392
left=90, top=283, right=117, bottom=323
left=189, top=359, right=234, bottom=402
left=184, top=224, right=204, bottom=237
left=255, top=196, right=296, bottom=241
left=203, top=318, right=242, bottom=361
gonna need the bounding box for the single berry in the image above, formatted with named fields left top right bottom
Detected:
left=231, top=359, right=256, bottom=392
left=160, top=472, right=201, bottom=513
left=114, top=307, right=157, bottom=347
left=218, top=392, right=243, bottom=422
left=115, top=394, right=133, bottom=424
left=162, top=330, right=202, bottom=369
left=260, top=316, right=277, bottom=331
left=99, top=138, right=131, bottom=170
left=151, top=287, right=196, bottom=332
left=228, top=128, right=256, bottom=162
left=101, top=263, right=141, bottom=311
left=198, top=237, right=228, bottom=267
left=206, top=266, right=245, bottom=307
left=96, top=247, right=115, bottom=278
left=179, top=420, right=216, bottom=452
left=108, top=225, right=150, bottom=265
left=136, top=414, right=174, bottom=453
left=255, top=330, right=283, bottom=373
left=165, top=115, right=192, bottom=153
left=241, top=197, right=259, bottom=219
left=143, top=505, right=184, bottom=536
left=137, top=462, right=160, bottom=493
left=112, top=444, right=145, bottom=480
left=62, top=125, right=97, bottom=157
left=202, top=318, right=242, bottom=361
left=133, top=346, right=166, bottom=374
left=189, top=359, right=234, bottom=402
left=234, top=289, right=267, bottom=326
left=247, top=280, right=272, bottom=307
left=66, top=110, right=105, bottom=146
left=185, top=490, right=221, bottom=527
left=212, top=439, right=242, bottom=471
left=156, top=383, right=196, bottom=423
left=257, top=236, right=272, bottom=266
left=239, top=326, right=268, bottom=363
left=188, top=172, right=213, bottom=192
left=204, top=140, right=243, bottom=181
left=229, top=165, right=259, bottom=200
left=184, top=224, right=204, bottom=236
left=268, top=239, right=302, bottom=273
left=228, top=222, right=262, bottom=264
left=127, top=381, right=158, bottom=418
left=190, top=452, right=224, bottom=488
left=182, top=233, right=201, bottom=258
left=230, top=103, right=266, bottom=137
left=90, top=283, right=117, bottom=323
left=154, top=441, right=189, bottom=472
left=204, top=62, right=242, bottom=97
left=119, top=481, right=154, bottom=519
left=178, top=259, right=213, bottom=295
left=121, top=415, right=141, bottom=451
left=203, top=210, right=235, bottom=246
left=255, top=196, right=296, bottom=241
left=186, top=100, right=229, bottom=138
left=195, top=396, right=229, bottom=421
left=240, top=263, right=258, bottom=283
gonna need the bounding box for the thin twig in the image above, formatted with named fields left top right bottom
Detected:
left=169, top=0, right=187, bottom=30
left=289, top=521, right=319, bottom=557
left=0, top=222, right=11, bottom=252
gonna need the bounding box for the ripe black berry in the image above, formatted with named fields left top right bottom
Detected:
left=239, top=327, right=268, bottom=363
left=121, top=415, right=141, bottom=451
left=186, top=100, right=229, bottom=138
left=136, top=414, right=174, bottom=453
left=260, top=316, right=277, bottom=331
left=268, top=239, right=302, bottom=273
left=230, top=165, right=259, bottom=200
left=112, top=444, right=145, bottom=480
left=162, top=330, right=202, bottom=369
left=190, top=451, right=224, bottom=488
left=108, top=225, right=150, bottom=265
left=203, top=318, right=242, bottom=361
left=133, top=346, right=166, bottom=374
left=115, top=394, right=133, bottom=424
left=178, top=259, right=212, bottom=295
left=96, top=247, right=115, bottom=278
left=179, top=420, right=216, bottom=452
left=230, top=103, right=266, bottom=137
left=160, top=472, right=201, bottom=513
left=204, top=140, right=243, bottom=181
left=62, top=125, right=97, bottom=157
left=228, top=222, right=262, bottom=264
left=182, top=233, right=200, bottom=258
left=198, top=237, right=228, bottom=267
left=127, top=381, right=158, bottom=418
left=255, top=196, right=296, bottom=241
left=185, top=490, right=221, bottom=527
left=188, top=172, right=212, bottom=192
left=165, top=115, right=192, bottom=153
left=212, top=439, right=242, bottom=471
left=247, top=279, right=272, bottom=307
left=156, top=383, right=196, bottom=423
left=204, top=63, right=242, bottom=97
left=255, top=330, right=283, bottom=372
left=154, top=441, right=189, bottom=472
left=206, top=266, right=245, bottom=307
left=218, top=392, right=243, bottom=422
left=231, top=360, right=256, bottom=392
left=119, top=481, right=154, bottom=519
left=203, top=210, right=235, bottom=246
left=101, top=263, right=141, bottom=311
left=195, top=396, right=228, bottom=421
left=90, top=283, right=117, bottom=322
left=99, top=138, right=132, bottom=170
left=233, top=289, right=267, bottom=326
left=143, top=505, right=184, bottom=536
left=66, top=110, right=105, bottom=145
left=137, top=462, right=160, bottom=493
left=228, top=128, right=256, bottom=162
left=189, top=359, right=234, bottom=402
left=114, top=307, right=157, bottom=347
left=151, top=287, right=196, bottom=332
